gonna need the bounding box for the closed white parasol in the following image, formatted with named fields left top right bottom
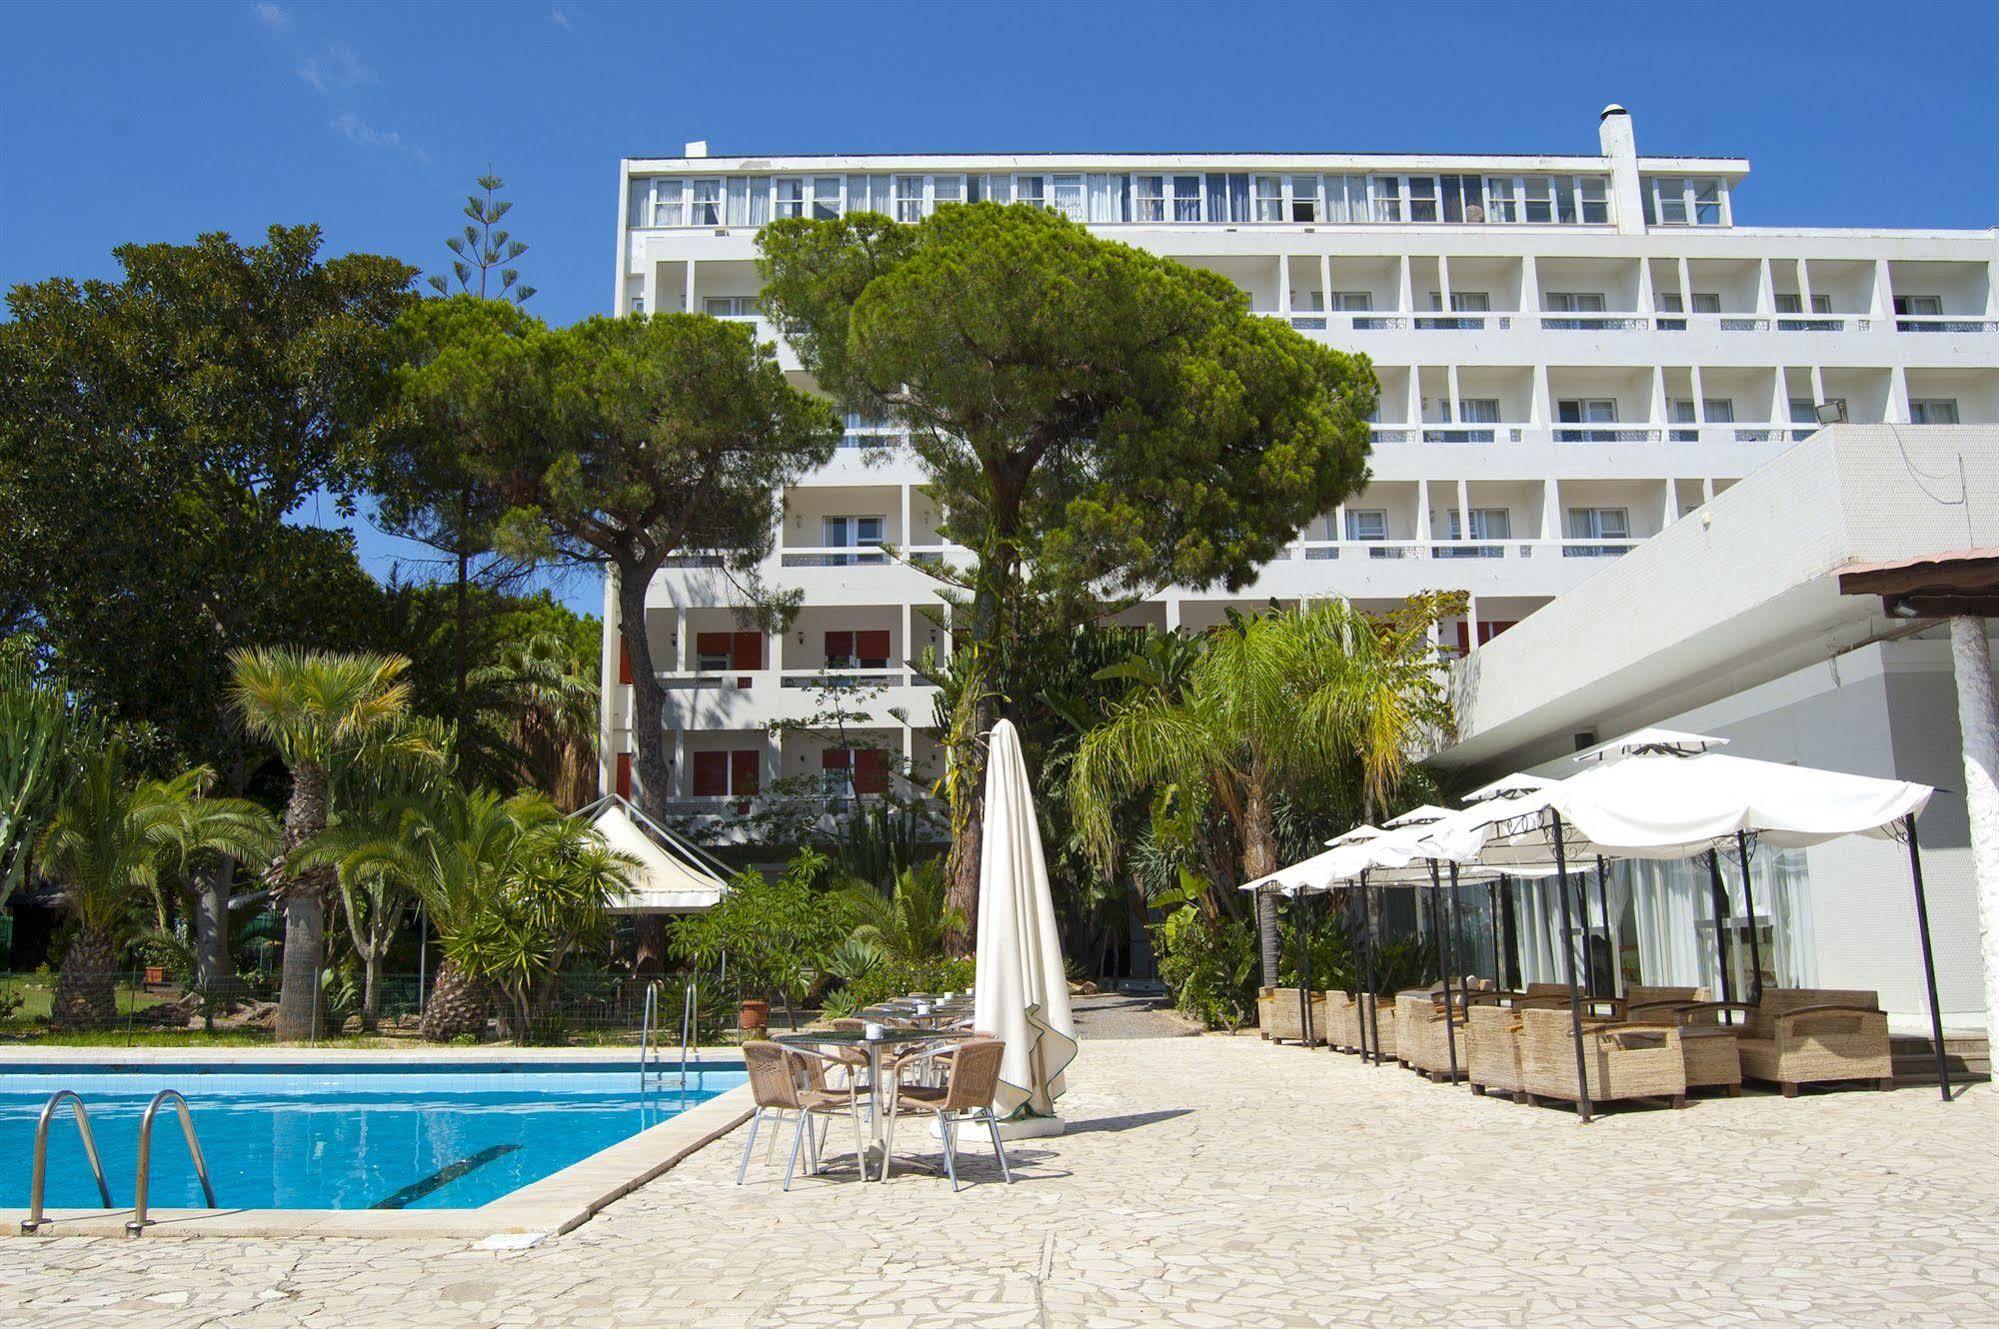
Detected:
left=973, top=719, right=1079, bottom=1130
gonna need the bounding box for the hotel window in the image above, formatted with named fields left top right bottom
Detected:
left=1015, top=175, right=1047, bottom=209
left=1429, top=290, right=1490, bottom=313
left=1448, top=507, right=1511, bottom=542
left=822, top=515, right=887, bottom=565
left=1567, top=507, right=1630, bottom=540
left=1204, top=173, right=1250, bottom=223
left=703, top=296, right=760, bottom=318
left=775, top=177, right=807, bottom=219
left=1171, top=174, right=1203, bottom=221
left=1670, top=397, right=1733, bottom=440
left=1484, top=177, right=1518, bottom=223
left=1894, top=295, right=1943, bottom=315
left=695, top=631, right=762, bottom=676
left=1521, top=176, right=1555, bottom=224
left=824, top=629, right=892, bottom=670
left=822, top=748, right=890, bottom=797
left=722, top=177, right=772, bottom=227
left=1330, top=291, right=1373, bottom=312
left=1440, top=174, right=1485, bottom=223
left=966, top=173, right=1010, bottom=204
left=1557, top=398, right=1619, bottom=441
left=1325, top=174, right=1370, bottom=223
left=652, top=178, right=688, bottom=227
left=1369, top=176, right=1404, bottom=223
left=1775, top=293, right=1832, bottom=314
left=1576, top=177, right=1610, bottom=224
left=1547, top=292, right=1607, bottom=314
left=1648, top=176, right=1727, bottom=227
left=1693, top=179, right=1724, bottom=225
left=1134, top=175, right=1167, bottom=222
left=932, top=175, right=964, bottom=209
left=1909, top=399, right=1960, bottom=424
left=1288, top=175, right=1322, bottom=222
left=1692, top=292, right=1722, bottom=314
left=1344, top=509, right=1388, bottom=542
left=811, top=176, right=843, bottom=219
left=893, top=175, right=925, bottom=223
left=1086, top=173, right=1128, bottom=222
left=1254, top=176, right=1286, bottom=223
left=690, top=750, right=760, bottom=799
left=1406, top=176, right=1439, bottom=222
left=691, top=179, right=723, bottom=226
left=1051, top=174, right=1086, bottom=221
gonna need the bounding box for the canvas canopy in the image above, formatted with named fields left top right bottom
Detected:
left=583, top=797, right=730, bottom=913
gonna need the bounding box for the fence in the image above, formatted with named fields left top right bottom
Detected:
left=0, top=967, right=738, bottom=1046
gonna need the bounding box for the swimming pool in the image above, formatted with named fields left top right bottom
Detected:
left=1, top=1059, right=746, bottom=1211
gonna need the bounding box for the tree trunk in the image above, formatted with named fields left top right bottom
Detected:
left=1243, top=779, right=1282, bottom=989
left=52, top=927, right=118, bottom=1031
left=361, top=948, right=381, bottom=1031
left=191, top=862, right=234, bottom=993
left=943, top=529, right=1009, bottom=952
left=421, top=959, right=490, bottom=1041
left=453, top=486, right=472, bottom=717
left=274, top=761, right=332, bottom=1042
left=632, top=915, right=668, bottom=976
left=617, top=560, right=674, bottom=824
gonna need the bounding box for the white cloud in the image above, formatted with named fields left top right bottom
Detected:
left=550, top=5, right=574, bottom=30
left=331, top=112, right=427, bottom=163
left=251, top=2, right=292, bottom=34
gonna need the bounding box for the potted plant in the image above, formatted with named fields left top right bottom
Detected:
left=674, top=849, right=850, bottom=1035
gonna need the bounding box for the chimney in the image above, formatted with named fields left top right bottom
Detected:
left=1598, top=104, right=1644, bottom=235
left=684, top=140, right=709, bottom=159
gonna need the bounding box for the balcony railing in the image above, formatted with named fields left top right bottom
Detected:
left=1289, top=537, right=1636, bottom=561
left=780, top=545, right=891, bottom=568
left=1895, top=314, right=1999, bottom=334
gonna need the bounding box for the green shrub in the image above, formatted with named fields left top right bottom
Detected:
left=1153, top=906, right=1258, bottom=1031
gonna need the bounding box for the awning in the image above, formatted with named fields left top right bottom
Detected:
left=582, top=797, right=730, bottom=913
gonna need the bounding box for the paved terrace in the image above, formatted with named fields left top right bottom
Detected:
left=4, top=1036, right=1994, bottom=1328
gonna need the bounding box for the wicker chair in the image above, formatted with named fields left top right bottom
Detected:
left=879, top=1037, right=1014, bottom=1190
left=1257, top=987, right=1275, bottom=1039
left=1625, top=991, right=1741, bottom=1097
left=1266, top=988, right=1326, bottom=1046
left=1395, top=990, right=1467, bottom=1081
left=1517, top=1007, right=1688, bottom=1110
left=1322, top=990, right=1361, bottom=1053
left=1353, top=992, right=1398, bottom=1062
left=739, top=1042, right=868, bottom=1190
left=1463, top=996, right=1528, bottom=1100
left=1734, top=988, right=1893, bottom=1096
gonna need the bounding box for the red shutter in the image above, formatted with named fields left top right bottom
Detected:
left=1477, top=620, right=1518, bottom=646
left=730, top=749, right=760, bottom=796
left=824, top=630, right=854, bottom=663
left=821, top=749, right=851, bottom=772
left=732, top=632, right=763, bottom=669
left=856, top=630, right=891, bottom=666
left=615, top=753, right=632, bottom=798
left=855, top=748, right=890, bottom=795
left=1453, top=622, right=1470, bottom=655
left=618, top=637, right=632, bottom=684
left=695, top=632, right=731, bottom=665
left=691, top=751, right=728, bottom=796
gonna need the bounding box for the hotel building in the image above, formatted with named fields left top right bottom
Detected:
left=599, top=107, right=1999, bottom=846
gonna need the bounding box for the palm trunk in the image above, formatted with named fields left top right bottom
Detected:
left=1243, top=779, right=1281, bottom=989
left=274, top=762, right=331, bottom=1042
left=191, top=859, right=235, bottom=997
left=361, top=948, right=382, bottom=1030
left=421, top=958, right=490, bottom=1041
left=52, top=927, right=118, bottom=1031
left=616, top=560, right=673, bottom=823
left=943, top=530, right=1009, bottom=952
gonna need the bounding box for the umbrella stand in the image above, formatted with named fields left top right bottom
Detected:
left=1361, top=872, right=1383, bottom=1065
left=1549, top=813, right=1594, bottom=1123
left=1904, top=814, right=1953, bottom=1102
left=1594, top=856, right=1614, bottom=997
left=1704, top=849, right=1737, bottom=1004
left=1428, top=864, right=1460, bottom=1083
left=1733, top=831, right=1765, bottom=1007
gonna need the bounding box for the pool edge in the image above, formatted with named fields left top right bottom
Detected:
left=1, top=1081, right=756, bottom=1241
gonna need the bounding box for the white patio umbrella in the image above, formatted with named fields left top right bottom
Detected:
left=973, top=720, right=1078, bottom=1132
left=1459, top=728, right=1947, bottom=1112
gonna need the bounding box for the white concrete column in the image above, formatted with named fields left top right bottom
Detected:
left=902, top=601, right=915, bottom=681
left=1333, top=501, right=1348, bottom=547
left=1465, top=594, right=1481, bottom=653
left=1870, top=258, right=1896, bottom=323
left=1768, top=368, right=1790, bottom=434
left=598, top=566, right=620, bottom=797
left=900, top=483, right=913, bottom=551
left=1755, top=258, right=1776, bottom=319
left=1636, top=257, right=1656, bottom=315
left=1689, top=364, right=1708, bottom=439
left=1397, top=254, right=1413, bottom=315
left=1543, top=479, right=1563, bottom=547
left=1415, top=479, right=1433, bottom=549
left=1676, top=257, right=1694, bottom=315
left=1405, top=370, right=1423, bottom=435
left=1529, top=363, right=1553, bottom=429
left=639, top=262, right=658, bottom=318
left=683, top=259, right=697, bottom=313
left=1437, top=254, right=1453, bottom=315
left=1522, top=255, right=1542, bottom=319
left=1809, top=365, right=1828, bottom=418
left=1278, top=254, right=1292, bottom=317
left=1659, top=478, right=1676, bottom=530
left=1648, top=366, right=1669, bottom=436
left=1456, top=478, right=1472, bottom=544
left=672, top=728, right=688, bottom=800
left=1795, top=258, right=1815, bottom=314
left=1599, top=107, right=1645, bottom=237
left=1164, top=599, right=1182, bottom=633
left=1888, top=366, right=1913, bottom=423
left=1701, top=477, right=1715, bottom=503
left=1319, top=253, right=1333, bottom=318
left=1445, top=363, right=1462, bottom=427
left=1948, top=616, right=1999, bottom=1038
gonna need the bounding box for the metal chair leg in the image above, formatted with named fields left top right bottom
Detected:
left=879, top=1091, right=900, bottom=1182
left=784, top=1107, right=808, bottom=1192
left=764, top=1107, right=786, bottom=1161
left=737, top=1107, right=764, bottom=1185
left=984, top=1107, right=1013, bottom=1184
left=804, top=1109, right=821, bottom=1175
left=939, top=1111, right=959, bottom=1192
left=850, top=1092, right=869, bottom=1175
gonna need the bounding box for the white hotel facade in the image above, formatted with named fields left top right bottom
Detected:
left=599, top=107, right=1998, bottom=834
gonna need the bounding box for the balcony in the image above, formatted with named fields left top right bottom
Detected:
left=1290, top=538, right=1635, bottom=561
left=1896, top=314, right=1999, bottom=334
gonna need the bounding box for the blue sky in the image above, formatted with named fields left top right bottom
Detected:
left=4, top=0, right=1995, bottom=614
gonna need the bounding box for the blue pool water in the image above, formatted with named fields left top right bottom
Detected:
left=0, top=1060, right=745, bottom=1211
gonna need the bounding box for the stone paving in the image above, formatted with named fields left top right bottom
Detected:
left=4, top=1036, right=1995, bottom=1328
left=1068, top=991, right=1203, bottom=1039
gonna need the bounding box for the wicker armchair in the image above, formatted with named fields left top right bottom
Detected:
left=1625, top=992, right=1741, bottom=1097
left=1355, top=992, right=1398, bottom=1062
left=1265, top=987, right=1327, bottom=1046
left=1734, top=988, right=1893, bottom=1095
left=1517, top=1007, right=1688, bottom=1110
left=1463, top=996, right=1528, bottom=1100
left=879, top=1037, right=1014, bottom=1190
left=1323, top=990, right=1361, bottom=1053
left=1395, top=990, right=1466, bottom=1081
left=1257, top=987, right=1275, bottom=1039
left=739, top=1042, right=869, bottom=1190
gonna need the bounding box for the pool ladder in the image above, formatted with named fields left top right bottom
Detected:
left=20, top=1088, right=217, bottom=1236
left=640, top=979, right=699, bottom=1089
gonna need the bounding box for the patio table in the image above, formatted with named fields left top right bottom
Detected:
left=774, top=1028, right=944, bottom=1178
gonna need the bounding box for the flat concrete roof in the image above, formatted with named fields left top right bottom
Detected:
left=1435, top=424, right=1999, bottom=779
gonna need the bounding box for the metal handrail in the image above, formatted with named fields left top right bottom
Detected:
left=679, top=979, right=699, bottom=1084
left=127, top=1090, right=217, bottom=1235
left=22, top=1090, right=114, bottom=1233
left=639, top=979, right=663, bottom=1089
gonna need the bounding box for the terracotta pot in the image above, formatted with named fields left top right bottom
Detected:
left=144, top=966, right=166, bottom=986
left=738, top=999, right=770, bottom=1031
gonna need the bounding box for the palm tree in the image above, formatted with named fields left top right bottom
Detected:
left=467, top=631, right=599, bottom=810
left=1069, top=597, right=1456, bottom=987
left=229, top=648, right=420, bottom=1041
left=840, top=857, right=965, bottom=964
left=143, top=769, right=280, bottom=997
left=35, top=747, right=186, bottom=1028
left=1, top=657, right=102, bottom=911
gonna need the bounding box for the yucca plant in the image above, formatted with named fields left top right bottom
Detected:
left=1, top=658, right=102, bottom=911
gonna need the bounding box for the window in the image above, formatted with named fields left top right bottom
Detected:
left=1051, top=174, right=1085, bottom=221
left=1557, top=398, right=1619, bottom=441
left=822, top=515, right=886, bottom=565
left=777, top=176, right=843, bottom=220
left=1649, top=177, right=1726, bottom=226
left=1522, top=176, right=1555, bottom=224
left=1331, top=291, right=1373, bottom=312
left=1894, top=295, right=1943, bottom=316
left=893, top=175, right=925, bottom=223
left=1693, top=179, right=1724, bottom=225
left=822, top=748, right=890, bottom=796
left=1406, top=176, right=1438, bottom=223
left=1909, top=399, right=1960, bottom=424
left=1254, top=175, right=1285, bottom=223
left=1692, top=292, right=1722, bottom=314
left=691, top=749, right=760, bottom=799
left=1325, top=175, right=1369, bottom=223
left=1670, top=397, right=1733, bottom=440
left=775, top=177, right=807, bottom=219
left=691, top=179, right=723, bottom=226
left=1289, top=175, right=1322, bottom=222
left=1444, top=508, right=1511, bottom=557
left=1456, top=398, right=1501, bottom=423
left=694, top=631, right=762, bottom=676
left=1775, top=293, right=1832, bottom=314
left=1345, top=509, right=1387, bottom=542
left=1015, top=175, right=1047, bottom=209
left=1369, top=175, right=1404, bottom=223
left=1171, top=174, right=1202, bottom=222
left=1546, top=292, right=1608, bottom=324
left=1204, top=173, right=1250, bottom=224
left=931, top=175, right=964, bottom=209
left=1566, top=507, right=1631, bottom=555
left=703, top=296, right=760, bottom=318
left=824, top=629, right=892, bottom=670
left=1086, top=173, right=1128, bottom=222
left=1134, top=174, right=1166, bottom=222
left=1484, top=176, right=1517, bottom=223
left=1440, top=174, right=1485, bottom=223
left=1576, top=177, right=1610, bottom=224
left=1429, top=290, right=1489, bottom=313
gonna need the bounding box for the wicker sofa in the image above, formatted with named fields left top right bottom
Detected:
left=1463, top=998, right=1527, bottom=1099
left=1625, top=986, right=1742, bottom=1097
left=1734, top=988, right=1893, bottom=1095
left=1262, top=987, right=1327, bottom=1046
left=1395, top=989, right=1469, bottom=1080
left=1517, top=1006, right=1689, bottom=1110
